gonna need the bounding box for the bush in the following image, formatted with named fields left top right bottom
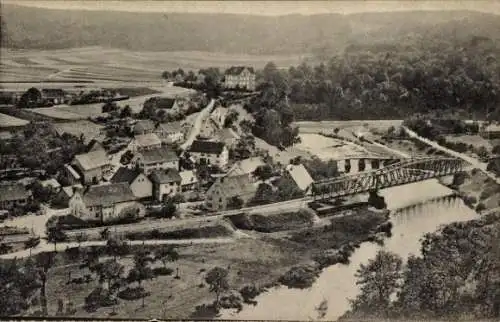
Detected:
left=475, top=203, right=486, bottom=213
left=219, top=292, right=243, bottom=311
left=152, top=267, right=174, bottom=276
left=84, top=287, right=117, bottom=312
left=117, top=287, right=149, bottom=301
left=278, top=264, right=321, bottom=289
left=239, top=285, right=263, bottom=303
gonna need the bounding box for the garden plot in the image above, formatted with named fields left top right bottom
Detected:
left=0, top=113, right=30, bottom=127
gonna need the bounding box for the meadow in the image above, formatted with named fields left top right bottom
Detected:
left=1, top=47, right=306, bottom=87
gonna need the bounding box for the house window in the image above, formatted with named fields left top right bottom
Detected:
left=219, top=198, right=222, bottom=203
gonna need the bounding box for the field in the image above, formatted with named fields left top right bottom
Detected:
left=1, top=47, right=305, bottom=88
left=52, top=121, right=105, bottom=144
left=29, top=86, right=194, bottom=120
left=445, top=134, right=500, bottom=153
left=0, top=112, right=30, bottom=127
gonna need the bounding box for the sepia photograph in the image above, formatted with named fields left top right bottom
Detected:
left=0, top=0, right=499, bottom=321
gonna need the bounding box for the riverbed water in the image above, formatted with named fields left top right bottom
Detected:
left=220, top=179, right=478, bottom=321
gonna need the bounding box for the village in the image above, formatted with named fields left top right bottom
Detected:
left=0, top=65, right=321, bottom=256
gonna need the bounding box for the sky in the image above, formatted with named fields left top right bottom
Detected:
left=4, top=0, right=500, bottom=15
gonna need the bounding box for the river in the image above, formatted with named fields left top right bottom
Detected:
left=220, top=179, right=478, bottom=321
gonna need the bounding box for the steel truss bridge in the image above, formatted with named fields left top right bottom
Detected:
left=311, top=157, right=468, bottom=201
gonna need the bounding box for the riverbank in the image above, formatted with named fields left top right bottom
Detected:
left=0, top=205, right=389, bottom=319
left=448, top=168, right=500, bottom=213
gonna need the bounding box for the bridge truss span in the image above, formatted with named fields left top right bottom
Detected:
left=312, top=157, right=468, bottom=201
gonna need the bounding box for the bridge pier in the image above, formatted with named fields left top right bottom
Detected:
left=368, top=190, right=387, bottom=209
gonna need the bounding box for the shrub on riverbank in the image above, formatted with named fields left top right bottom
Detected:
left=279, top=264, right=321, bottom=289
left=226, top=209, right=315, bottom=233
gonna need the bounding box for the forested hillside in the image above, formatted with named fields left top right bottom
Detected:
left=251, top=34, right=500, bottom=121
left=340, top=212, right=500, bottom=320
left=2, top=4, right=500, bottom=54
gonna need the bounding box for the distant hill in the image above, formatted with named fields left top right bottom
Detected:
left=2, top=4, right=500, bottom=54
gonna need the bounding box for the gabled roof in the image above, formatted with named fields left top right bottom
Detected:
left=73, top=149, right=109, bottom=171
left=138, top=146, right=179, bottom=164
left=81, top=183, right=136, bottom=207
left=133, top=133, right=162, bottom=148
left=62, top=184, right=83, bottom=198
left=180, top=170, right=198, bottom=186
left=110, top=167, right=144, bottom=184
left=150, top=168, right=182, bottom=184
left=189, top=140, right=225, bottom=154
left=225, top=66, right=255, bottom=76
left=286, top=164, right=314, bottom=191
left=134, top=120, right=156, bottom=134
left=87, top=139, right=104, bottom=153
left=0, top=183, right=31, bottom=202
left=209, top=174, right=258, bottom=199
left=157, top=121, right=183, bottom=134
left=228, top=157, right=265, bottom=177
left=64, top=164, right=81, bottom=179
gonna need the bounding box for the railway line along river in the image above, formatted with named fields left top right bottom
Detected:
left=220, top=178, right=479, bottom=321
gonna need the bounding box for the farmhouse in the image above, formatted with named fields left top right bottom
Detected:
left=131, top=146, right=179, bottom=175
left=224, top=66, right=256, bottom=91
left=285, top=164, right=314, bottom=194
left=188, top=140, right=228, bottom=168
left=205, top=174, right=258, bottom=211
left=156, top=121, right=184, bottom=143
left=130, top=133, right=162, bottom=152
left=133, top=120, right=156, bottom=136
left=41, top=88, right=67, bottom=105
left=110, top=167, right=153, bottom=199
left=480, top=123, right=500, bottom=139
left=55, top=184, right=83, bottom=208
left=69, top=183, right=143, bottom=222
left=0, top=182, right=31, bottom=211
left=179, top=170, right=198, bottom=192
left=150, top=168, right=182, bottom=201
left=71, top=149, right=111, bottom=184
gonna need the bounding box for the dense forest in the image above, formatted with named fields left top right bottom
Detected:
left=341, top=212, right=500, bottom=320
left=254, top=35, right=500, bottom=121
left=2, top=4, right=500, bottom=55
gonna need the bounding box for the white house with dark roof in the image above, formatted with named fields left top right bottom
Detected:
left=110, top=167, right=152, bottom=199
left=129, top=133, right=162, bottom=152
left=0, top=182, right=32, bottom=211
left=131, top=146, right=179, bottom=175
left=224, top=66, right=256, bottom=91
left=204, top=174, right=258, bottom=211
left=285, top=164, right=314, bottom=194
left=71, top=149, right=111, bottom=184
left=150, top=168, right=182, bottom=201
left=69, top=183, right=143, bottom=222
left=188, top=140, right=228, bottom=168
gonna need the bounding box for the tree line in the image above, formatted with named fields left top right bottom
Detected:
left=342, top=213, right=500, bottom=320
